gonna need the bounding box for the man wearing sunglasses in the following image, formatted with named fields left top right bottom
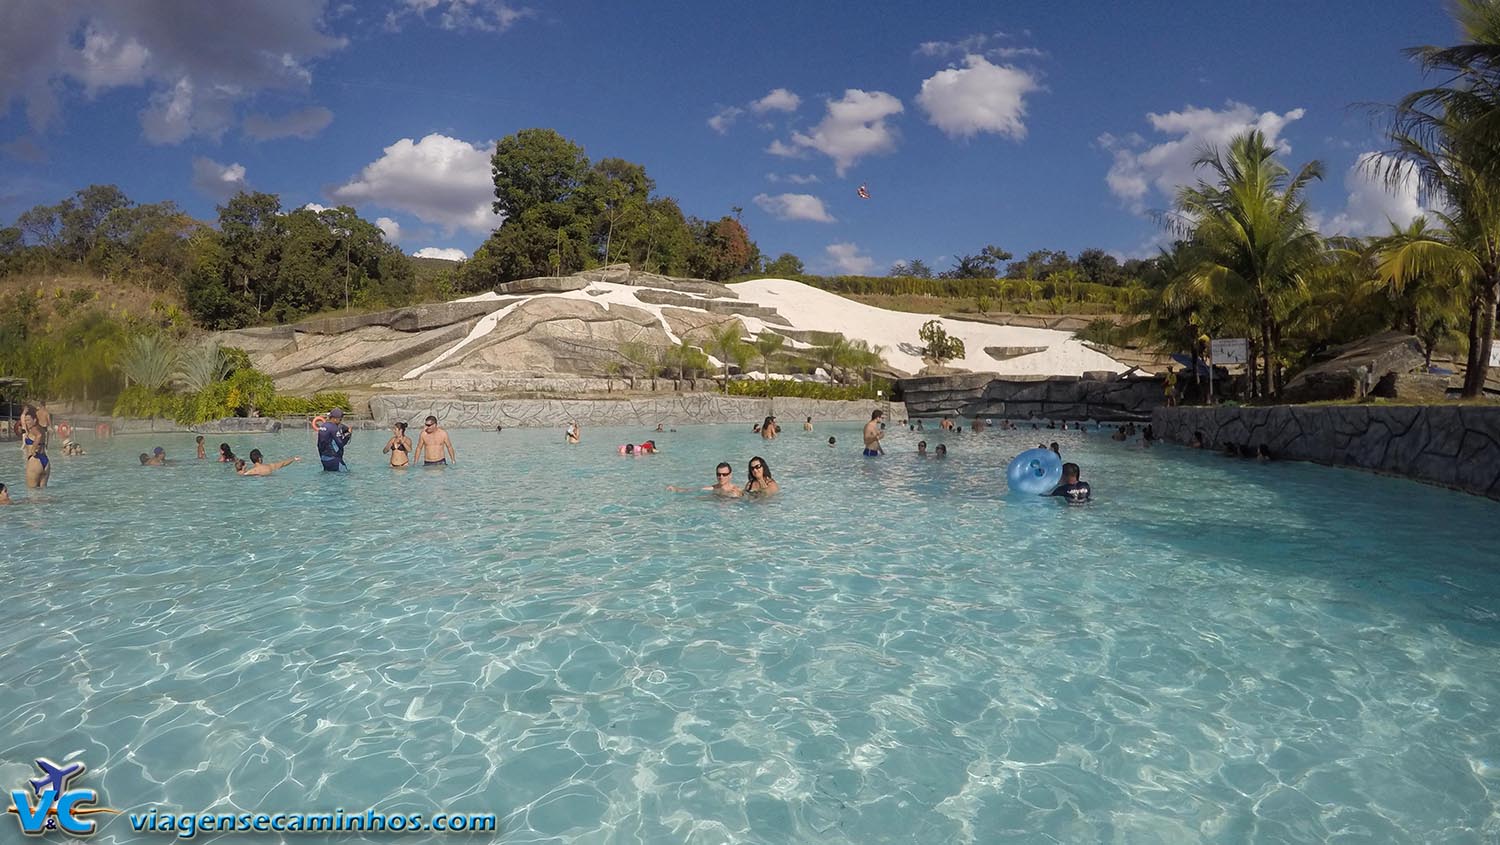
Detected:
left=413, top=415, right=457, bottom=466
left=667, top=461, right=742, bottom=497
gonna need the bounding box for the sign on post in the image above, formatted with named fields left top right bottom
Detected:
left=1490, top=345, right=1500, bottom=368
left=1210, top=338, right=1249, bottom=365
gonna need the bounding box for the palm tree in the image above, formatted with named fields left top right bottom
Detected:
left=118, top=333, right=178, bottom=392
left=754, top=332, right=785, bottom=396
left=1169, top=129, right=1325, bottom=397
left=1368, top=218, right=1471, bottom=366
left=1380, top=6, right=1500, bottom=395
left=176, top=341, right=231, bottom=394
left=710, top=322, right=744, bottom=392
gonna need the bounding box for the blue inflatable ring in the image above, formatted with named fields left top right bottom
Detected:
left=1006, top=448, right=1063, bottom=495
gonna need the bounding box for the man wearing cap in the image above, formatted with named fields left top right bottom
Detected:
left=316, top=409, right=353, bottom=472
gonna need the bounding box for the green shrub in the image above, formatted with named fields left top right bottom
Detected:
left=727, top=378, right=889, bottom=400
left=112, top=386, right=185, bottom=419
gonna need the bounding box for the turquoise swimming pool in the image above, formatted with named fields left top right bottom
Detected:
left=2, top=422, right=1498, bottom=842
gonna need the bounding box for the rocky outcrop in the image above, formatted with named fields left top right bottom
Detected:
left=1281, top=331, right=1433, bottom=403
left=1152, top=405, right=1500, bottom=500
left=899, top=372, right=1166, bottom=421
left=496, top=276, right=588, bottom=295
left=433, top=297, right=669, bottom=376
left=634, top=289, right=792, bottom=326
left=369, top=394, right=904, bottom=428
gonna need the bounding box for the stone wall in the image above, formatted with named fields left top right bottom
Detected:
left=369, top=394, right=906, bottom=429
left=899, top=373, right=1166, bottom=421
left=1153, top=405, right=1500, bottom=500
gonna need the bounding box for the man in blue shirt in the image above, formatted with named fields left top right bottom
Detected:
left=317, top=408, right=353, bottom=472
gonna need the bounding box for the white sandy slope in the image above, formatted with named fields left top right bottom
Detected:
left=401, top=277, right=1127, bottom=380
left=731, top=278, right=1128, bottom=376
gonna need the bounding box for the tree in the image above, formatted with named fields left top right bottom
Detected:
left=585, top=157, right=653, bottom=266
left=710, top=322, right=745, bottom=391
left=754, top=332, right=785, bottom=395
left=764, top=253, right=804, bottom=276
left=491, top=128, right=592, bottom=220
left=691, top=216, right=755, bottom=281
left=118, top=333, right=178, bottom=392
left=1380, top=3, right=1500, bottom=396
left=918, top=320, right=965, bottom=369
left=1170, top=130, right=1324, bottom=397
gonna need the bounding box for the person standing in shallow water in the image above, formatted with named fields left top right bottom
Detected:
left=196, top=435, right=207, bottom=459
left=383, top=422, right=412, bottom=468
left=414, top=415, right=457, bottom=466
left=317, top=409, right=353, bottom=471
left=863, top=409, right=885, bottom=456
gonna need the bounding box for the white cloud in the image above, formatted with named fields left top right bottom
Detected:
left=376, top=216, right=402, bottom=241
left=766, top=173, right=820, bottom=185
left=190, top=157, right=248, bottom=201
left=777, top=89, right=904, bottom=176
left=1322, top=152, right=1435, bottom=237
left=917, top=33, right=994, bottom=57
left=301, top=202, right=330, bottom=212
left=0, top=2, right=345, bottom=141
left=708, top=106, right=742, bottom=135
left=825, top=242, right=874, bottom=275
left=330, top=133, right=500, bottom=236
left=386, top=0, right=530, bottom=32
left=413, top=246, right=468, bottom=261
left=1101, top=101, right=1307, bottom=212
left=917, top=54, right=1039, bottom=140
left=753, top=193, right=836, bottom=223
left=243, top=105, right=333, bottom=140
left=751, top=88, right=801, bottom=113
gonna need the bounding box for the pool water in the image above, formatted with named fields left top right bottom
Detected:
left=2, top=422, right=1498, bottom=843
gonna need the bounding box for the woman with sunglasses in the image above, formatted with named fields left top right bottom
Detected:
left=744, top=456, right=779, bottom=496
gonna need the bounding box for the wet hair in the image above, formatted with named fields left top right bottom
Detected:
left=935, top=444, right=947, bottom=455
left=624, top=443, right=635, bottom=454
left=139, top=453, right=150, bottom=464
left=871, top=409, right=883, bottom=419
left=234, top=458, right=247, bottom=473
left=806, top=417, right=812, bottom=423
left=0, top=482, right=6, bottom=495
left=715, top=461, right=732, bottom=476
left=828, top=436, right=836, bottom=445
left=249, top=448, right=264, bottom=464
left=1191, top=430, right=1205, bottom=444
left=425, top=415, right=437, bottom=425
left=196, top=435, right=205, bottom=443
left=747, top=456, right=773, bottom=490
left=1257, top=444, right=1273, bottom=460
left=1061, top=462, right=1080, bottom=480
left=395, top=421, right=408, bottom=432
left=918, top=440, right=927, bottom=449
left=1050, top=442, right=1060, bottom=454
left=219, top=443, right=233, bottom=459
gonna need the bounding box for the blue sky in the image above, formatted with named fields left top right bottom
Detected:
left=0, top=0, right=1459, bottom=273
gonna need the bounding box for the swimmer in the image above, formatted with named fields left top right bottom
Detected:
left=668, top=462, right=743, bottom=497
left=20, top=405, right=49, bottom=488
left=233, top=458, right=247, bottom=473
left=1189, top=430, right=1205, bottom=449
left=752, top=423, right=762, bottom=434
left=414, top=415, right=456, bottom=466
left=316, top=408, right=352, bottom=471
left=1050, top=442, right=1060, bottom=456
left=1112, top=426, right=1127, bottom=442
left=239, top=448, right=301, bottom=476
left=803, top=416, right=813, bottom=432
left=761, top=416, right=778, bottom=440
left=218, top=443, right=235, bottom=462
left=622, top=443, right=636, bottom=456
left=917, top=440, right=928, bottom=456
left=971, top=417, right=986, bottom=433
left=0, top=482, right=10, bottom=504
left=655, top=423, right=665, bottom=433
left=862, top=409, right=885, bottom=457
left=150, top=446, right=167, bottom=464
left=639, top=440, right=658, bottom=454
left=934, top=444, right=947, bottom=459
left=1256, top=444, right=1273, bottom=462
left=566, top=421, right=580, bottom=444
left=745, top=456, right=779, bottom=495
left=196, top=435, right=207, bottom=460
left=1046, top=462, right=1091, bottom=504
left=827, top=436, right=836, bottom=447
left=914, top=419, right=924, bottom=431
left=383, top=421, right=412, bottom=468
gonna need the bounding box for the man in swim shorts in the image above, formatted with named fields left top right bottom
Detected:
left=1046, top=462, right=1091, bottom=504
left=317, top=408, right=353, bottom=471
left=414, top=415, right=456, bottom=465
left=862, top=409, right=885, bottom=456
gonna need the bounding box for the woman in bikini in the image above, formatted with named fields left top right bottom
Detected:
left=383, top=421, right=413, bottom=468
left=20, top=405, right=49, bottom=488
left=744, top=456, right=779, bottom=496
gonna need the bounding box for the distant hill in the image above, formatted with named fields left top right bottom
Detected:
left=412, top=255, right=461, bottom=283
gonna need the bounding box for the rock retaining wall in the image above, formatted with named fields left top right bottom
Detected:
left=369, top=394, right=904, bottom=429
left=900, top=373, right=1166, bottom=421
left=1153, top=405, right=1500, bottom=499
